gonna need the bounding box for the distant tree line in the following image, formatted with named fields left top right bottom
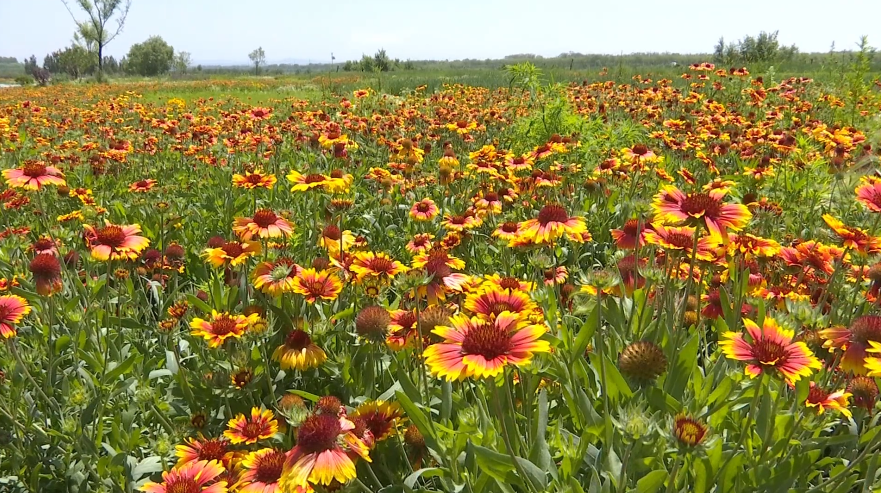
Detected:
left=713, top=31, right=799, bottom=66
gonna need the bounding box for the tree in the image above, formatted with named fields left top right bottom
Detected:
left=249, top=47, right=265, bottom=75
left=373, top=48, right=390, bottom=72
left=173, top=51, right=191, bottom=73
left=126, top=36, right=174, bottom=76
left=54, top=44, right=95, bottom=78
left=61, top=0, right=132, bottom=74
left=23, top=55, right=38, bottom=75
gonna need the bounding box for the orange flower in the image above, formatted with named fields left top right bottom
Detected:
left=141, top=460, right=227, bottom=493
left=424, top=311, right=550, bottom=380
left=517, top=204, right=587, bottom=244
left=804, top=383, right=852, bottom=418
left=83, top=222, right=150, bottom=261
left=292, top=269, right=343, bottom=303
left=820, top=315, right=881, bottom=375
left=280, top=412, right=370, bottom=488
left=235, top=448, right=286, bottom=493
left=128, top=179, right=156, bottom=192
left=719, top=317, right=821, bottom=384
left=409, top=199, right=439, bottom=221
left=2, top=161, right=65, bottom=190
left=463, top=286, right=536, bottom=320
left=652, top=185, right=751, bottom=238
left=252, top=257, right=302, bottom=296
left=0, top=295, right=31, bottom=338
left=203, top=241, right=261, bottom=268
left=351, top=401, right=404, bottom=445
left=855, top=175, right=881, bottom=212
left=822, top=214, right=881, bottom=253
left=233, top=209, right=293, bottom=241
left=175, top=437, right=231, bottom=468
left=233, top=169, right=277, bottom=190
left=224, top=408, right=278, bottom=445
left=644, top=224, right=715, bottom=261
left=190, top=311, right=257, bottom=348
left=350, top=252, right=405, bottom=283
left=273, top=329, right=327, bottom=370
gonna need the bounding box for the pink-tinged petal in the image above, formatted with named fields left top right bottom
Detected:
left=91, top=245, right=112, bottom=261
left=282, top=452, right=314, bottom=489
left=139, top=482, right=166, bottom=493
left=432, top=326, right=465, bottom=342
left=742, top=319, right=762, bottom=343
left=744, top=364, right=763, bottom=378
left=509, top=324, right=546, bottom=346
left=311, top=449, right=356, bottom=485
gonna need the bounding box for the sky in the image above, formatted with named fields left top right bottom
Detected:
left=1, top=0, right=879, bottom=65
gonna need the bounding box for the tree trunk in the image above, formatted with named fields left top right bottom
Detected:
left=98, top=44, right=104, bottom=73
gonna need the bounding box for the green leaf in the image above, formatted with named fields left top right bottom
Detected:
left=403, top=467, right=447, bottom=489
left=288, top=390, right=320, bottom=402
left=132, top=456, right=164, bottom=481
left=165, top=350, right=179, bottom=374
left=588, top=352, right=632, bottom=402
left=572, top=303, right=598, bottom=360
left=103, top=354, right=141, bottom=382
left=636, top=470, right=667, bottom=493
left=396, top=391, right=440, bottom=455
left=469, top=443, right=548, bottom=490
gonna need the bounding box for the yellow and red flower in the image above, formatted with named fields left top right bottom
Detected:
left=224, top=408, right=279, bottom=445
left=350, top=252, right=405, bottom=283
left=252, top=257, right=302, bottom=296
left=233, top=169, right=277, bottom=190
left=804, top=383, right=852, bottom=418
left=410, top=199, right=439, bottom=221
left=203, top=241, right=261, bottom=268
left=652, top=186, right=751, bottom=238
left=644, top=224, right=716, bottom=261
left=517, top=204, right=587, bottom=244
left=464, top=286, right=537, bottom=320
left=129, top=179, right=157, bottom=192
left=0, top=295, right=31, bottom=338
left=820, top=315, right=881, bottom=375
left=234, top=448, right=286, bottom=493
left=233, top=209, right=293, bottom=241
left=719, top=317, right=821, bottom=384
left=855, top=175, right=881, bottom=212
left=424, top=311, right=550, bottom=380
left=822, top=214, right=881, bottom=254
left=280, top=412, right=371, bottom=488
left=190, top=311, right=257, bottom=348
left=83, top=222, right=150, bottom=261
left=2, top=161, right=65, bottom=190
left=291, top=269, right=343, bottom=303
left=273, top=329, right=327, bottom=370
left=351, top=401, right=404, bottom=445
left=140, top=459, right=227, bottom=493
left=175, top=437, right=231, bottom=468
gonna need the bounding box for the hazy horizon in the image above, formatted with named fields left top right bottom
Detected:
left=1, top=0, right=880, bottom=65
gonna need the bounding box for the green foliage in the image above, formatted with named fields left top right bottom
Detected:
left=125, top=36, right=175, bottom=77
left=713, top=31, right=799, bottom=67
left=248, top=47, right=266, bottom=75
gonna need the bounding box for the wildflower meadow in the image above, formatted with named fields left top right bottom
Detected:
left=1, top=59, right=881, bottom=493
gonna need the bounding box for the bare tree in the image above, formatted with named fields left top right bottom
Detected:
left=249, top=47, right=266, bottom=76
left=61, top=0, right=132, bottom=74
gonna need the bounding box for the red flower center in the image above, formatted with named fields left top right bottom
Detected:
left=197, top=439, right=229, bottom=461
left=631, top=144, right=649, bottom=156
left=135, top=180, right=150, bottom=188
left=33, top=238, right=55, bottom=251
left=245, top=173, right=264, bottom=183
left=484, top=192, right=499, bottom=202
left=665, top=232, right=694, bottom=249
left=285, top=329, right=312, bottom=350
left=681, top=193, right=722, bottom=218
left=166, top=478, right=200, bottom=493
left=751, top=338, right=787, bottom=366
left=222, top=242, right=244, bottom=258
left=512, top=157, right=525, bottom=165
left=242, top=421, right=264, bottom=440
left=623, top=219, right=641, bottom=236
left=806, top=386, right=830, bottom=405
left=22, top=162, right=48, bottom=177
left=253, top=450, right=286, bottom=484
left=416, top=202, right=431, bottom=213
left=849, top=315, right=881, bottom=344
left=461, top=323, right=512, bottom=360
left=456, top=121, right=468, bottom=128
left=211, top=315, right=238, bottom=336
left=537, top=205, right=569, bottom=226
left=304, top=174, right=327, bottom=184
left=500, top=222, right=519, bottom=233
left=29, top=253, right=61, bottom=279
left=396, top=312, right=418, bottom=330
left=296, top=413, right=342, bottom=453
left=96, top=226, right=126, bottom=247
left=449, top=216, right=467, bottom=225
left=498, top=277, right=522, bottom=290
left=322, top=225, right=341, bottom=241
left=252, top=209, right=278, bottom=228
left=490, top=301, right=515, bottom=316
left=367, top=256, right=394, bottom=273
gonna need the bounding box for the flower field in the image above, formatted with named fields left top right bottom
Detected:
left=1, top=66, right=881, bottom=492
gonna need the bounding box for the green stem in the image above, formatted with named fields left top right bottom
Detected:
left=490, top=381, right=537, bottom=493
left=666, top=455, right=683, bottom=493
left=713, top=373, right=765, bottom=483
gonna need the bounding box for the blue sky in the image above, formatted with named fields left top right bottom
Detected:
left=1, top=0, right=879, bottom=64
